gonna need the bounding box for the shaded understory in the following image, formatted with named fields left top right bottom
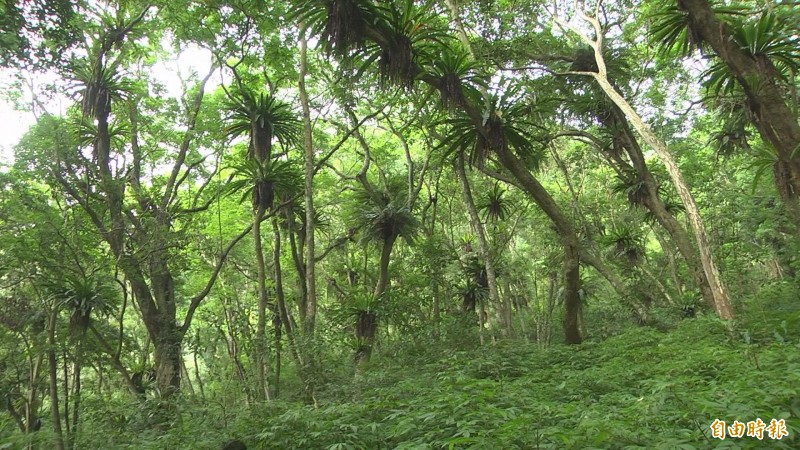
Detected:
left=14, top=308, right=797, bottom=450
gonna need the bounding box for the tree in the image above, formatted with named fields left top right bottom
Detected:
left=50, top=273, right=117, bottom=447
left=455, top=151, right=504, bottom=334
left=26, top=7, right=249, bottom=399
left=553, top=4, right=734, bottom=320
left=223, top=90, right=301, bottom=400
left=654, top=0, right=800, bottom=226
left=345, top=169, right=420, bottom=363
left=0, top=0, right=81, bottom=69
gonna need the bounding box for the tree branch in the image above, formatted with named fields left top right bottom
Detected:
left=314, top=227, right=360, bottom=262
left=180, top=194, right=300, bottom=334
left=160, top=63, right=216, bottom=211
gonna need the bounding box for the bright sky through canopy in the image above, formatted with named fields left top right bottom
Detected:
left=0, top=83, right=35, bottom=165
left=0, top=42, right=215, bottom=166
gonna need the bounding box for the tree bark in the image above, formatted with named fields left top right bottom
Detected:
left=286, top=214, right=308, bottom=327
left=24, top=353, right=43, bottom=436
left=354, top=232, right=400, bottom=367
left=678, top=0, right=800, bottom=223
left=592, top=73, right=733, bottom=319
left=493, top=146, right=583, bottom=343
left=600, top=104, right=716, bottom=308
left=272, top=216, right=297, bottom=399
left=62, top=351, right=69, bottom=440
left=192, top=333, right=205, bottom=400
left=47, top=310, right=66, bottom=450
left=374, top=233, right=399, bottom=301
left=564, top=11, right=735, bottom=319
left=50, top=28, right=218, bottom=404
left=252, top=204, right=269, bottom=401
left=298, top=34, right=318, bottom=405
left=454, top=152, right=505, bottom=333
left=70, top=349, right=81, bottom=449
left=274, top=224, right=303, bottom=370
left=299, top=35, right=318, bottom=337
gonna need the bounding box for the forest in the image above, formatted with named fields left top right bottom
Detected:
left=0, top=0, right=799, bottom=448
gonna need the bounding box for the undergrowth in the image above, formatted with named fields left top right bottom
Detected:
left=15, top=313, right=793, bottom=450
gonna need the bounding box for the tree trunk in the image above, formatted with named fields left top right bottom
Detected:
left=180, top=360, right=195, bottom=397
left=431, top=277, right=441, bottom=338
left=145, top=236, right=183, bottom=397
left=600, top=104, right=716, bottom=308
left=216, top=274, right=251, bottom=401
left=355, top=233, right=400, bottom=367
left=54, top=37, right=213, bottom=406
left=454, top=152, right=505, bottom=333
left=558, top=8, right=734, bottom=319
left=152, top=326, right=182, bottom=399
left=426, top=179, right=442, bottom=338
left=591, top=73, right=734, bottom=319
left=373, top=233, right=399, bottom=301
left=641, top=191, right=714, bottom=305
left=542, top=271, right=558, bottom=347
left=580, top=251, right=649, bottom=323
left=355, top=311, right=378, bottom=369
left=299, top=35, right=317, bottom=336
left=640, top=265, right=676, bottom=306
left=550, top=138, right=653, bottom=321
left=562, top=245, right=582, bottom=343
left=298, top=34, right=318, bottom=406
left=678, top=0, right=800, bottom=223
left=192, top=334, right=205, bottom=400
left=494, top=145, right=583, bottom=343
left=271, top=216, right=293, bottom=399
left=70, top=353, right=81, bottom=449
left=47, top=310, right=66, bottom=450
left=62, top=351, right=69, bottom=441
left=252, top=204, right=269, bottom=401
left=653, top=227, right=684, bottom=297
left=274, top=222, right=303, bottom=370
left=287, top=214, right=308, bottom=326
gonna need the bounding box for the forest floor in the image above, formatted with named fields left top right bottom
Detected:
left=75, top=312, right=799, bottom=450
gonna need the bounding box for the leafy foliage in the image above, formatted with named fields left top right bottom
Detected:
left=41, top=317, right=797, bottom=449
left=0, top=0, right=82, bottom=69
left=223, top=90, right=302, bottom=160
left=49, top=273, right=118, bottom=335
left=70, top=58, right=134, bottom=119
left=648, top=3, right=745, bottom=57
left=370, top=0, right=451, bottom=87
left=477, top=182, right=513, bottom=222
left=223, top=158, right=302, bottom=210
left=704, top=11, right=800, bottom=95
left=600, top=224, right=646, bottom=266
left=425, top=48, right=488, bottom=110
left=345, top=178, right=419, bottom=246
left=3, top=1, right=800, bottom=448
left=291, top=0, right=376, bottom=56
left=440, top=88, right=543, bottom=168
